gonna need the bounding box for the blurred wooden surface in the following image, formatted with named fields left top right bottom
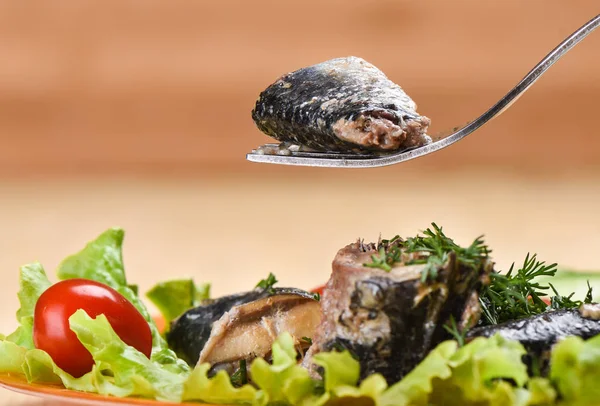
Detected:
left=0, top=1, right=598, bottom=177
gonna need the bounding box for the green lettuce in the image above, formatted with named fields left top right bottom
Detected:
left=55, top=228, right=189, bottom=374
left=550, top=334, right=600, bottom=406
left=0, top=228, right=191, bottom=402
left=250, top=333, right=315, bottom=405
left=5, top=263, right=52, bottom=349
left=182, top=364, right=257, bottom=404
left=380, top=340, right=457, bottom=406
left=311, top=350, right=387, bottom=406
left=1, top=310, right=188, bottom=401
left=381, top=334, right=542, bottom=406
left=146, top=279, right=211, bottom=327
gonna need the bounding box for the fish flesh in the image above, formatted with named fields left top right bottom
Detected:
left=252, top=57, right=431, bottom=153
left=167, top=287, right=320, bottom=367
left=198, top=290, right=321, bottom=367
left=304, top=238, right=492, bottom=384
left=467, top=304, right=600, bottom=375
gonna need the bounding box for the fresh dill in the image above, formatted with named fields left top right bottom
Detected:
left=363, top=224, right=595, bottom=326
left=476, top=253, right=597, bottom=325
left=229, top=360, right=248, bottom=387
left=256, top=272, right=278, bottom=293
left=443, top=315, right=467, bottom=347
left=549, top=281, right=594, bottom=310
left=363, top=245, right=402, bottom=272
left=363, top=223, right=489, bottom=282
left=405, top=223, right=489, bottom=282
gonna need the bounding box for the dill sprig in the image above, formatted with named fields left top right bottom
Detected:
left=229, top=360, right=248, bottom=387
left=405, top=223, right=489, bottom=282
left=549, top=281, right=593, bottom=310
left=479, top=253, right=557, bottom=325
left=364, top=246, right=402, bottom=272
left=256, top=273, right=278, bottom=294
left=443, top=315, right=467, bottom=347
left=364, top=223, right=489, bottom=281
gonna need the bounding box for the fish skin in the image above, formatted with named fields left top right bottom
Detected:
left=167, top=287, right=315, bottom=366
left=467, top=308, right=600, bottom=347
left=252, top=56, right=431, bottom=152
left=467, top=307, right=600, bottom=375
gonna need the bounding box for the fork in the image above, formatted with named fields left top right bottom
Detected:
left=246, top=14, right=600, bottom=168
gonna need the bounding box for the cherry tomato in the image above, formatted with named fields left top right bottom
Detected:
left=33, top=279, right=152, bottom=377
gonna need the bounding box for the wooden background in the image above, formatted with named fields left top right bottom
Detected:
left=0, top=0, right=598, bottom=177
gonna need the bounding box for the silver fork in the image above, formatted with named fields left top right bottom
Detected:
left=246, top=14, right=600, bottom=168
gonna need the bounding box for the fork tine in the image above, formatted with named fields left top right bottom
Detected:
left=249, top=143, right=380, bottom=159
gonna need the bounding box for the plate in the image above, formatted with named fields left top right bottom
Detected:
left=0, top=373, right=208, bottom=406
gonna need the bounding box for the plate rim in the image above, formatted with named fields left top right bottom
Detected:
left=0, top=373, right=209, bottom=406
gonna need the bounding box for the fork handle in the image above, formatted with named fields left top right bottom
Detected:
left=438, top=14, right=600, bottom=148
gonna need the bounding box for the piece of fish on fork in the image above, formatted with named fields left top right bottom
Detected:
left=247, top=14, right=600, bottom=168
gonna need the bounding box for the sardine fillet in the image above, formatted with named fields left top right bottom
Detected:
left=304, top=241, right=491, bottom=384
left=252, top=57, right=431, bottom=153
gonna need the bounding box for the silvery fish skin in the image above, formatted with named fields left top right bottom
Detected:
left=467, top=304, right=600, bottom=375
left=167, top=287, right=317, bottom=366
left=304, top=239, right=492, bottom=384
left=252, top=57, right=431, bottom=153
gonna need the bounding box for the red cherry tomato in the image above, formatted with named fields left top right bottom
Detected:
left=33, top=279, right=152, bottom=377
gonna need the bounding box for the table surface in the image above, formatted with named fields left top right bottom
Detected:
left=1, top=170, right=600, bottom=404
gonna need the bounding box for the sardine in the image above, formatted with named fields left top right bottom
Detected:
left=304, top=238, right=492, bottom=384
left=167, top=287, right=320, bottom=367
left=467, top=304, right=600, bottom=375
left=252, top=57, right=431, bottom=153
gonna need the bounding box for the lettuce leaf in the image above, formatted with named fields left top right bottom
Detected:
left=146, top=279, right=211, bottom=326
left=381, top=340, right=457, bottom=406
left=518, top=378, right=557, bottom=406
left=182, top=364, right=257, bottom=404
left=55, top=228, right=127, bottom=286
left=251, top=332, right=315, bottom=405
left=55, top=228, right=189, bottom=374
left=0, top=340, right=28, bottom=375
left=311, top=350, right=387, bottom=406
left=69, top=310, right=188, bottom=401
left=550, top=334, right=600, bottom=406
left=5, top=263, right=52, bottom=349
left=380, top=335, right=530, bottom=406
left=2, top=310, right=188, bottom=401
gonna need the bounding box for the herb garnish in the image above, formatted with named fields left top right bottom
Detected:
left=405, top=224, right=489, bottom=282
left=364, top=240, right=403, bottom=272
left=256, top=273, right=278, bottom=294
left=549, top=281, right=593, bottom=310
left=363, top=223, right=489, bottom=282
left=479, top=253, right=556, bottom=325
left=443, top=315, right=467, bottom=347
left=364, top=224, right=595, bottom=327
left=312, top=292, right=321, bottom=301
left=479, top=254, right=594, bottom=325
left=301, top=337, right=313, bottom=345
left=229, top=360, right=248, bottom=387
